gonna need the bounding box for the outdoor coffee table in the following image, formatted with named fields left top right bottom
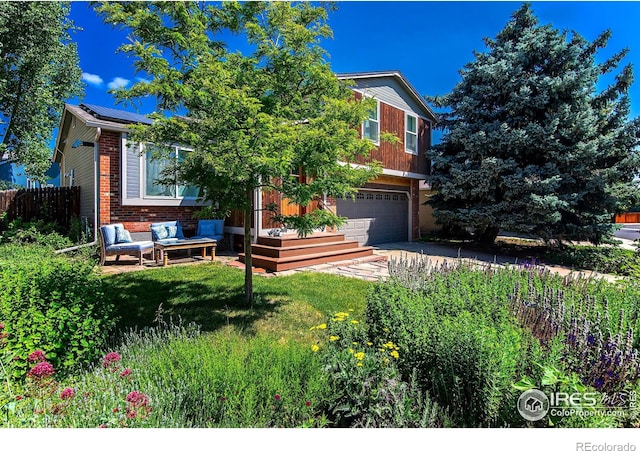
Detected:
left=154, top=238, right=217, bottom=267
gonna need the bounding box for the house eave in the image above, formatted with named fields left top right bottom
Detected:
left=336, top=70, right=439, bottom=124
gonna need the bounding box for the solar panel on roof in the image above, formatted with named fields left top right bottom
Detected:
left=80, top=103, right=154, bottom=125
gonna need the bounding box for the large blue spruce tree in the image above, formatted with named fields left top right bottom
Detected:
left=428, top=3, right=640, bottom=245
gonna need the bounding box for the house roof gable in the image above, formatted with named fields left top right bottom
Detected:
left=336, top=70, right=438, bottom=123
left=54, top=104, right=154, bottom=162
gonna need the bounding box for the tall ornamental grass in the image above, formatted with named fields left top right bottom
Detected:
left=2, top=320, right=330, bottom=428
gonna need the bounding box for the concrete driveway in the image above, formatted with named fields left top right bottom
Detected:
left=373, top=240, right=522, bottom=266
left=614, top=224, right=640, bottom=242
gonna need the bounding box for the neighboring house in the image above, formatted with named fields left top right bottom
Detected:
left=54, top=70, right=437, bottom=246
left=0, top=158, right=60, bottom=189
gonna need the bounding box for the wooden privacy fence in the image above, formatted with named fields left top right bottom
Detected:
left=614, top=212, right=640, bottom=224
left=0, top=187, right=80, bottom=230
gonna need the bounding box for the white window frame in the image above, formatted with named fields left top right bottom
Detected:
left=405, top=113, right=418, bottom=155
left=362, top=98, right=380, bottom=145
left=142, top=144, right=198, bottom=200
left=121, top=134, right=202, bottom=206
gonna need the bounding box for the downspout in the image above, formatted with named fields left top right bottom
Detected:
left=55, top=127, right=102, bottom=254
left=254, top=183, right=262, bottom=243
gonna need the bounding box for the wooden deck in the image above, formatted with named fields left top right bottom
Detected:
left=239, top=232, right=374, bottom=272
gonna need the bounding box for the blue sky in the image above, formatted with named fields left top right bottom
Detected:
left=69, top=1, right=640, bottom=121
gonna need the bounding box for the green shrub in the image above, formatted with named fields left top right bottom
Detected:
left=0, top=250, right=115, bottom=380
left=369, top=257, right=640, bottom=427
left=542, top=245, right=639, bottom=276
left=366, top=279, right=532, bottom=427
left=0, top=218, right=73, bottom=249
left=310, top=311, right=451, bottom=427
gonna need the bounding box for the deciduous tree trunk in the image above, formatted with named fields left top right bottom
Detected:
left=243, top=188, right=253, bottom=307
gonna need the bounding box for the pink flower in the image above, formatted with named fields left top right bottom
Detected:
left=15, top=395, right=22, bottom=401
left=274, top=394, right=281, bottom=401
left=305, top=401, right=311, bottom=407
left=119, top=368, right=132, bottom=378
left=0, top=322, right=4, bottom=330
left=102, top=352, right=121, bottom=368
left=126, top=390, right=150, bottom=407
left=113, top=407, right=119, bottom=413
left=99, top=424, right=107, bottom=428
left=60, top=387, right=75, bottom=400
left=126, top=409, right=137, bottom=419
left=27, top=361, right=55, bottom=379
left=27, top=350, right=47, bottom=363
left=220, top=396, right=226, bottom=402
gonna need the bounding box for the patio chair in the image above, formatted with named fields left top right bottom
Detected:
left=100, top=223, right=154, bottom=266
left=191, top=219, right=224, bottom=243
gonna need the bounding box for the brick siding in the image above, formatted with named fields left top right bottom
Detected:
left=97, top=130, right=200, bottom=234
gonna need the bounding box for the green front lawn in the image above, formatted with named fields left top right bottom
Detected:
left=104, top=263, right=370, bottom=340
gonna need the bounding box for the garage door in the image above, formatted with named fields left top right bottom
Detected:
left=336, top=191, right=409, bottom=245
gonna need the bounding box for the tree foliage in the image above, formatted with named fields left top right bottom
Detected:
left=428, top=3, right=640, bottom=245
left=0, top=2, right=83, bottom=181
left=96, top=1, right=380, bottom=303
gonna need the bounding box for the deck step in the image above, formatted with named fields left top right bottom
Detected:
left=239, top=246, right=374, bottom=272
left=250, top=240, right=360, bottom=258
left=257, top=232, right=345, bottom=248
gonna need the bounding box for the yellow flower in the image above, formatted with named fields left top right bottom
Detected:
left=329, top=335, right=340, bottom=341
left=311, top=345, right=319, bottom=352
left=352, top=342, right=358, bottom=345
left=348, top=348, right=354, bottom=354
left=350, top=320, right=359, bottom=325
left=390, top=350, right=400, bottom=359
left=348, top=309, right=354, bottom=312
left=366, top=342, right=373, bottom=346
left=356, top=362, right=363, bottom=367
left=354, top=352, right=365, bottom=361
left=332, top=312, right=349, bottom=322
left=382, top=341, right=395, bottom=349
left=316, top=323, right=327, bottom=330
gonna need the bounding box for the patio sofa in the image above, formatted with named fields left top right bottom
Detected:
left=150, top=220, right=187, bottom=244
left=99, top=223, right=154, bottom=266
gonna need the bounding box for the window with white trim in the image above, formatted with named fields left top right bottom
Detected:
left=363, top=100, right=380, bottom=144
left=405, top=113, right=418, bottom=154
left=143, top=144, right=198, bottom=199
